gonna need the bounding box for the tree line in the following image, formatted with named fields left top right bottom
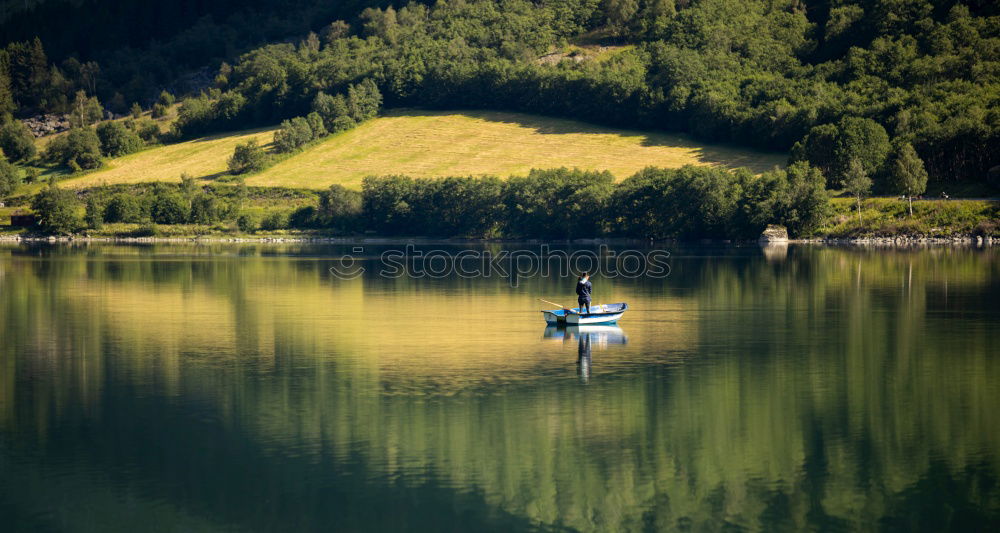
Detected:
left=29, top=163, right=830, bottom=239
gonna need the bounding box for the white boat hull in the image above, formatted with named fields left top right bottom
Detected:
left=541, top=303, right=628, bottom=325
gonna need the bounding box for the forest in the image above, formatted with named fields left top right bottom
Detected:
left=2, top=0, right=999, bottom=236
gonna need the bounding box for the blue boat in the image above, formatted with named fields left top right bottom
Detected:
left=541, top=302, right=628, bottom=325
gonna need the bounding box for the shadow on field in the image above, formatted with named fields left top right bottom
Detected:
left=387, top=108, right=785, bottom=175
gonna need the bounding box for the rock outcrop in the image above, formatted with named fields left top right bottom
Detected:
left=22, top=114, right=70, bottom=137
left=759, top=225, right=789, bottom=243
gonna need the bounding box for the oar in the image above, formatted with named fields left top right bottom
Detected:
left=538, top=298, right=577, bottom=314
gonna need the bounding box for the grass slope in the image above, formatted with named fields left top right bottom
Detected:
left=61, top=109, right=786, bottom=190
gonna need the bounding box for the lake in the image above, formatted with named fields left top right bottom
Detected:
left=1, top=242, right=998, bottom=532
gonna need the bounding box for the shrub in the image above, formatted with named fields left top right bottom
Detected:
left=318, top=184, right=362, bottom=230
left=151, top=103, right=169, bottom=119
left=260, top=210, right=289, bottom=230
left=0, top=120, right=37, bottom=162
left=227, top=139, right=268, bottom=174
left=31, top=186, right=83, bottom=235
left=84, top=193, right=105, bottom=229
left=288, top=205, right=318, bottom=228
left=273, top=116, right=313, bottom=153
left=132, top=119, right=161, bottom=143
left=44, top=127, right=102, bottom=170
left=158, top=91, right=176, bottom=107
left=306, top=112, right=327, bottom=138
left=236, top=211, right=260, bottom=232
left=190, top=193, right=222, bottom=224
left=96, top=121, right=144, bottom=157
left=150, top=189, right=190, bottom=224
left=0, top=159, right=22, bottom=198
left=104, top=193, right=146, bottom=223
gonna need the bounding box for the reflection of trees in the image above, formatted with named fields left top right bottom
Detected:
left=1, top=244, right=998, bottom=531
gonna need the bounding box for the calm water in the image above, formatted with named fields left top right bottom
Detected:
left=1, top=242, right=998, bottom=532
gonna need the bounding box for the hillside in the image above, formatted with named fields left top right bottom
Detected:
left=60, top=109, right=786, bottom=190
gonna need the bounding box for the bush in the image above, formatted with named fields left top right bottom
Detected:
left=236, top=211, right=260, bottom=233
left=318, top=184, right=362, bottom=230
left=104, top=193, right=146, bottom=223
left=45, top=127, right=103, bottom=170
left=84, top=193, right=105, bottom=229
left=132, top=119, right=161, bottom=143
left=96, top=121, right=144, bottom=157
left=260, top=210, right=289, bottom=230
left=273, top=116, right=314, bottom=153
left=227, top=139, right=268, bottom=174
left=150, top=188, right=190, bottom=224
left=741, top=162, right=830, bottom=237
left=189, top=193, right=222, bottom=224
left=31, top=186, right=83, bottom=235
left=0, top=120, right=38, bottom=162
left=306, top=112, right=327, bottom=138
left=158, top=91, right=176, bottom=107
left=151, top=103, right=169, bottom=119
left=0, top=159, right=23, bottom=198
left=288, top=205, right=318, bottom=228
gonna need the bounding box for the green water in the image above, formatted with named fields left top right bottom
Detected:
left=0, top=243, right=998, bottom=532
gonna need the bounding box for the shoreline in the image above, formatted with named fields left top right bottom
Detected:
left=0, top=233, right=994, bottom=247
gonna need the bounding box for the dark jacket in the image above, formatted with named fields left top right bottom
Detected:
left=576, top=279, right=592, bottom=301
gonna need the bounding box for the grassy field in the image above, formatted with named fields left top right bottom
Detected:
left=59, top=109, right=786, bottom=190
left=820, top=197, right=998, bottom=237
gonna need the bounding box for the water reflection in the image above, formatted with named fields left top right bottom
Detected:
left=0, top=243, right=998, bottom=531
left=543, top=325, right=629, bottom=383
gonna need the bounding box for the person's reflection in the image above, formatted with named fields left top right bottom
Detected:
left=577, top=331, right=592, bottom=383
left=543, top=325, right=626, bottom=384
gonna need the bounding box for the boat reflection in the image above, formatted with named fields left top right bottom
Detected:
left=543, top=325, right=628, bottom=383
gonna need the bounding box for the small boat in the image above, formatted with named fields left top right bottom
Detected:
left=541, top=302, right=628, bottom=325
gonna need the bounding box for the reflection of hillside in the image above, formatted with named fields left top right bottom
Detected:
left=1, top=245, right=999, bottom=531
left=5, top=255, right=695, bottom=391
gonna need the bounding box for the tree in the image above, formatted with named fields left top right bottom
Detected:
left=69, top=90, right=104, bottom=127
left=606, top=0, right=640, bottom=38
left=158, top=91, right=175, bottom=107
left=130, top=102, right=143, bottom=119
left=843, top=158, right=871, bottom=223
left=318, top=184, right=362, bottom=230
left=889, top=143, right=928, bottom=216
left=104, top=193, right=145, bottom=223
left=0, top=50, right=15, bottom=120
left=0, top=158, right=22, bottom=198
left=227, top=139, right=268, bottom=174
left=84, top=192, right=106, bottom=229
left=273, top=116, right=313, bottom=153
left=322, top=21, right=351, bottom=45
left=96, top=121, right=143, bottom=157
left=0, top=120, right=37, bottom=162
left=44, top=127, right=102, bottom=170
left=31, top=185, right=82, bottom=235
left=150, top=188, right=190, bottom=224
left=346, top=79, right=382, bottom=122
left=833, top=117, right=891, bottom=183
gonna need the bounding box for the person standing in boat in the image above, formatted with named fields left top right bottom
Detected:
left=575, top=272, right=592, bottom=314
